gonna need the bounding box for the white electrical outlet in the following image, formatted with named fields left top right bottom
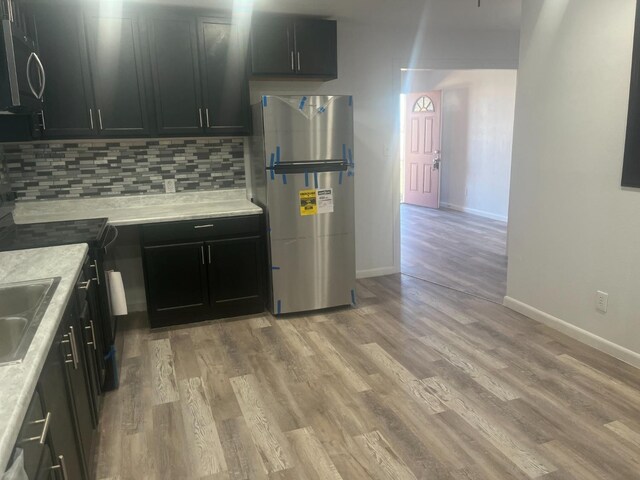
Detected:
left=164, top=179, right=176, bottom=194
left=596, top=291, right=609, bottom=313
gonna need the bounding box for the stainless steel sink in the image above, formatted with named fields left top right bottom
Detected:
left=0, top=277, right=60, bottom=365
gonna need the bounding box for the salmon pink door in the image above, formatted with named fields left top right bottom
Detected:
left=404, top=91, right=442, bottom=208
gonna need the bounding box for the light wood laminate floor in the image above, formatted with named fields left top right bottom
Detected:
left=401, top=204, right=508, bottom=303
left=94, top=274, right=640, bottom=479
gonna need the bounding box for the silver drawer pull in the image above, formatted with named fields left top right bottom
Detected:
left=86, top=320, right=97, bottom=351
left=21, top=412, right=51, bottom=444
left=194, top=224, right=214, bottom=229
left=51, top=455, right=69, bottom=480
left=91, top=260, right=100, bottom=285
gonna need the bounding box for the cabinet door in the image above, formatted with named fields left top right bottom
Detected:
left=147, top=14, right=204, bottom=135
left=143, top=242, right=210, bottom=327
left=39, top=320, right=87, bottom=480
left=250, top=16, right=294, bottom=75
left=78, top=300, right=101, bottom=426
left=61, top=304, right=95, bottom=479
left=85, top=12, right=151, bottom=136
left=198, top=17, right=250, bottom=135
left=206, top=237, right=264, bottom=317
left=294, top=19, right=337, bottom=78
left=35, top=6, right=97, bottom=138
left=17, top=390, right=46, bottom=479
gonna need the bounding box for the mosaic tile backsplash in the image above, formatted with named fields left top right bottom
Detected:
left=3, top=137, right=246, bottom=201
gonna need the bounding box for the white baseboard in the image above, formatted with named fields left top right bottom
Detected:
left=503, top=296, right=640, bottom=369
left=440, top=202, right=508, bottom=223
left=357, top=266, right=399, bottom=279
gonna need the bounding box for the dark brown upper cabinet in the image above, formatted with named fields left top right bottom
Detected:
left=85, top=11, right=151, bottom=137
left=146, top=14, right=203, bottom=136
left=34, top=6, right=96, bottom=138
left=144, top=13, right=250, bottom=136
left=623, top=0, right=640, bottom=187
left=198, top=16, right=250, bottom=135
left=250, top=16, right=337, bottom=80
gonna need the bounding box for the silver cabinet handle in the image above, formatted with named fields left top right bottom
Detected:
left=200, top=246, right=205, bottom=265
left=208, top=245, right=211, bottom=264
left=20, top=411, right=51, bottom=444
left=297, top=51, right=301, bottom=71
left=91, top=260, right=100, bottom=285
left=290, top=51, right=294, bottom=71
left=97, top=109, right=104, bottom=130
left=64, top=327, right=79, bottom=370
left=33, top=53, right=46, bottom=98
left=194, top=224, right=214, bottom=229
left=198, top=108, right=203, bottom=128
left=7, top=0, right=13, bottom=22
left=50, top=455, right=69, bottom=480
left=85, top=320, right=97, bottom=350
left=89, top=108, right=94, bottom=130
left=40, top=111, right=46, bottom=131
left=205, top=108, right=210, bottom=128
left=26, top=52, right=38, bottom=98
left=79, top=279, right=91, bottom=290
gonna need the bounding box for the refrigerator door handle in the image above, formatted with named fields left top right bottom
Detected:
left=271, top=163, right=348, bottom=175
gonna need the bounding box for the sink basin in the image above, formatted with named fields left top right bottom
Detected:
left=0, top=278, right=60, bottom=365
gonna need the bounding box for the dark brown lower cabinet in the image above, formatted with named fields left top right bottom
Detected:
left=6, top=261, right=101, bottom=480
left=38, top=299, right=95, bottom=480
left=207, top=236, right=264, bottom=316
left=142, top=215, right=265, bottom=328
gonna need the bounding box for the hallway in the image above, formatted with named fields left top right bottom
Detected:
left=401, top=204, right=508, bottom=303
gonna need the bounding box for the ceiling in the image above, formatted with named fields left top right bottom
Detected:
left=126, top=0, right=522, bottom=31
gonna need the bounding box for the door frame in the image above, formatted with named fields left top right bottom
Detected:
left=393, top=62, right=517, bottom=276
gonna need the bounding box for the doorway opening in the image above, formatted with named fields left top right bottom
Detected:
left=399, top=69, right=516, bottom=304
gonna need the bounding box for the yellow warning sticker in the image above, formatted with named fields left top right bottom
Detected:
left=299, top=189, right=317, bottom=216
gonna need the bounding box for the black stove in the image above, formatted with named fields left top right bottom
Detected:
left=0, top=214, right=110, bottom=251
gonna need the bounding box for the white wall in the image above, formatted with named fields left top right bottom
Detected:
left=505, top=0, right=640, bottom=366
left=250, top=16, right=520, bottom=277
left=402, top=69, right=516, bottom=221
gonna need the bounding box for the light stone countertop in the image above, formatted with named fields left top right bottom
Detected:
left=12, top=189, right=262, bottom=226
left=0, top=244, right=88, bottom=474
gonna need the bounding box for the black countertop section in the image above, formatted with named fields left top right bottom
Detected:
left=0, top=214, right=109, bottom=251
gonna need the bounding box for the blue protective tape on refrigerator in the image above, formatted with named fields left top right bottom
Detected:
left=351, top=289, right=356, bottom=305
left=339, top=170, right=343, bottom=185
left=270, top=170, right=275, bottom=180
left=276, top=146, right=281, bottom=164
left=277, top=300, right=282, bottom=315
left=262, top=96, right=268, bottom=107
left=348, top=148, right=354, bottom=166
left=348, top=171, right=354, bottom=177
left=348, top=96, right=353, bottom=107
left=318, top=106, right=326, bottom=114
left=299, top=96, right=307, bottom=110
left=282, top=174, right=287, bottom=185
left=304, top=172, right=309, bottom=187
left=314, top=172, right=319, bottom=189
left=270, top=153, right=275, bottom=168
left=271, top=266, right=281, bottom=270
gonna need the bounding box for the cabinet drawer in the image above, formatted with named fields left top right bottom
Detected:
left=141, top=215, right=261, bottom=244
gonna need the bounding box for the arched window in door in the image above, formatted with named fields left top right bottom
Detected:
left=413, top=96, right=435, bottom=113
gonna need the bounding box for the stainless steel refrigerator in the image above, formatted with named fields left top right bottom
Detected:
left=249, top=95, right=355, bottom=315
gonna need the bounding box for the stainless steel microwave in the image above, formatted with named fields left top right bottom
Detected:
left=0, top=0, right=44, bottom=113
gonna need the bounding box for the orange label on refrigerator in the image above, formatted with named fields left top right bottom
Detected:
left=299, top=189, right=317, bottom=216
